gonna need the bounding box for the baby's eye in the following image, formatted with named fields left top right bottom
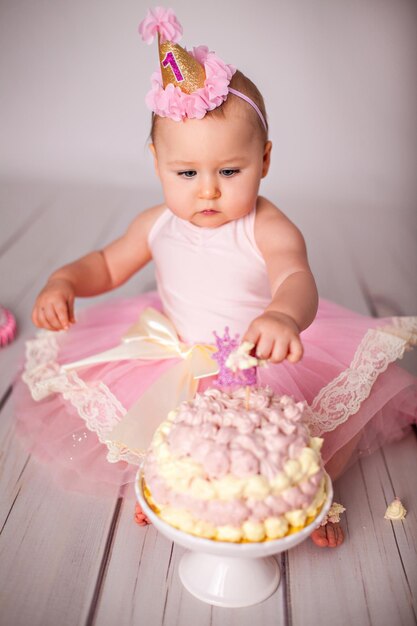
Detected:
left=220, top=169, right=240, bottom=177
left=178, top=170, right=197, bottom=178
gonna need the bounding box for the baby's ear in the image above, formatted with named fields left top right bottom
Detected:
left=149, top=143, right=160, bottom=177
left=262, top=141, right=272, bottom=178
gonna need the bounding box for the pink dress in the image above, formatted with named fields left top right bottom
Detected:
left=13, top=207, right=417, bottom=497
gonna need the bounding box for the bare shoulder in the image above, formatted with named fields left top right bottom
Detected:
left=254, top=196, right=306, bottom=255
left=102, top=203, right=166, bottom=255
left=125, top=203, right=167, bottom=241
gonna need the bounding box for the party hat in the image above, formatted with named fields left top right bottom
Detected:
left=140, top=7, right=205, bottom=93
left=159, top=38, right=206, bottom=94
left=139, top=7, right=235, bottom=121
left=138, top=7, right=267, bottom=131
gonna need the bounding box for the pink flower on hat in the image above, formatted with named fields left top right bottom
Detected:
left=139, top=7, right=183, bottom=44
left=193, top=46, right=234, bottom=108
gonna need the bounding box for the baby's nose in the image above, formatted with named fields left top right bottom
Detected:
left=198, top=179, right=221, bottom=200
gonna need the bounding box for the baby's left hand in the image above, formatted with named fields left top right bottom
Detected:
left=243, top=311, right=303, bottom=364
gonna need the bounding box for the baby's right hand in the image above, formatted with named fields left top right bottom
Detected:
left=32, top=278, right=76, bottom=331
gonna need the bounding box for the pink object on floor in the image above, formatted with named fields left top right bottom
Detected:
left=0, top=306, right=17, bottom=347
left=134, top=503, right=151, bottom=526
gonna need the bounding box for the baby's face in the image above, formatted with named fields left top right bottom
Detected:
left=150, top=111, right=271, bottom=228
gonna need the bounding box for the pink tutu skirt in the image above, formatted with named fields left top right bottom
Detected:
left=13, top=292, right=417, bottom=497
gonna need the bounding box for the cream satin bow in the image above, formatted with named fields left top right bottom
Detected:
left=61, top=307, right=219, bottom=454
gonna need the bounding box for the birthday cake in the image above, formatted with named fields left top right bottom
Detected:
left=142, top=386, right=327, bottom=542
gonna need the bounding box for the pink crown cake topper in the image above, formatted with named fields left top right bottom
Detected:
left=138, top=7, right=268, bottom=130
left=212, top=327, right=268, bottom=389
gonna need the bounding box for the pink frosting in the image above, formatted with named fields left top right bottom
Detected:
left=192, top=440, right=215, bottom=463
left=168, top=387, right=310, bottom=479
left=167, top=424, right=197, bottom=456
left=216, top=426, right=236, bottom=445
left=230, top=449, right=259, bottom=477
left=202, top=445, right=230, bottom=478
left=145, top=453, right=322, bottom=524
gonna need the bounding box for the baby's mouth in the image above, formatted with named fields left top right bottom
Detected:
left=200, top=209, right=219, bottom=215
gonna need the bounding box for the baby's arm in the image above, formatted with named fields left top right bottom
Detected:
left=32, top=204, right=165, bottom=331
left=244, top=197, right=318, bottom=363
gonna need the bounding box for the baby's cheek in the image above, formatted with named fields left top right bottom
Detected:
left=227, top=189, right=255, bottom=215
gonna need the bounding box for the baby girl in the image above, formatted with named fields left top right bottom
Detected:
left=17, top=7, right=417, bottom=550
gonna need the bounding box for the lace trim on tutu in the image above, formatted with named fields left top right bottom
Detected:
left=22, top=317, right=417, bottom=464
left=306, top=317, right=417, bottom=435
left=105, top=441, right=146, bottom=466
left=22, top=332, right=132, bottom=463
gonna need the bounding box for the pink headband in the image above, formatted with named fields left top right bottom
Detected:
left=139, top=7, right=268, bottom=133
left=228, top=88, right=268, bottom=132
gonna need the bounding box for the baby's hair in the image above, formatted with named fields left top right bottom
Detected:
left=150, top=69, right=269, bottom=144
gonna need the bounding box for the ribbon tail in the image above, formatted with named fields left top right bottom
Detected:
left=60, top=344, right=148, bottom=371
left=60, top=341, right=182, bottom=372
left=106, top=359, right=200, bottom=456
left=187, top=345, right=219, bottom=379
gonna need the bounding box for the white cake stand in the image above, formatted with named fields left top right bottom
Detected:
left=135, top=471, right=333, bottom=608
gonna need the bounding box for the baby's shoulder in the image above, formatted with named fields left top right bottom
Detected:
left=125, top=203, right=167, bottom=241
left=254, top=196, right=304, bottom=246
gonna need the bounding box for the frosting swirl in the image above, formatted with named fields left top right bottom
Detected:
left=384, top=497, right=407, bottom=521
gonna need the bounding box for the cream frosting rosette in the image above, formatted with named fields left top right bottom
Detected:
left=384, top=497, right=407, bottom=521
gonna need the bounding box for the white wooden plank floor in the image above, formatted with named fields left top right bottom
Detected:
left=0, top=179, right=416, bottom=626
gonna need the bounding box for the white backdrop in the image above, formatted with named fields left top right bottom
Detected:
left=1, top=0, right=416, bottom=205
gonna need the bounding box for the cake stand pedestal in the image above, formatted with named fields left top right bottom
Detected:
left=136, top=473, right=333, bottom=608
left=179, top=552, right=280, bottom=607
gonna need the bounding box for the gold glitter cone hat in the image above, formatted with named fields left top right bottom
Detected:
left=158, top=36, right=206, bottom=94
left=138, top=7, right=236, bottom=121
